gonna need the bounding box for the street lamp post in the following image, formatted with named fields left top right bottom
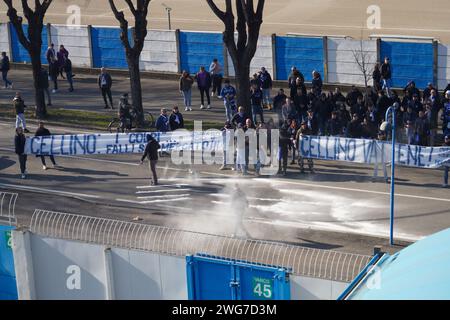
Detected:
left=162, top=3, right=172, bottom=30
left=385, top=103, right=398, bottom=246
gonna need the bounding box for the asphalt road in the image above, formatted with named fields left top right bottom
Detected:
left=2, top=0, right=450, bottom=42
left=1, top=120, right=449, bottom=256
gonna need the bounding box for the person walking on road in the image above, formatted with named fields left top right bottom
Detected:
left=64, top=58, right=74, bottom=92
left=57, top=45, right=69, bottom=79
left=98, top=68, right=114, bottom=109
left=195, top=66, right=212, bottom=110
left=258, top=67, right=273, bottom=110
left=179, top=71, right=194, bottom=111
left=296, top=121, right=315, bottom=174
left=1, top=52, right=13, bottom=89
left=15, top=127, right=27, bottom=179
left=13, top=92, right=29, bottom=133
left=140, top=134, right=161, bottom=186
left=38, top=67, right=52, bottom=107
left=209, top=58, right=223, bottom=98
left=35, top=122, right=58, bottom=170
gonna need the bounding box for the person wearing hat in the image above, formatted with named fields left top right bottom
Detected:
left=442, top=135, right=450, bottom=188
left=295, top=120, right=314, bottom=174
left=140, top=134, right=161, bottom=186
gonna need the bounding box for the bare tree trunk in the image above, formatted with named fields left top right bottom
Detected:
left=127, top=54, right=143, bottom=124
left=31, top=53, right=46, bottom=118
left=234, top=62, right=251, bottom=112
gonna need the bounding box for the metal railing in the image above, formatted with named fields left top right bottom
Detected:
left=0, top=192, right=18, bottom=226
left=30, top=209, right=372, bottom=282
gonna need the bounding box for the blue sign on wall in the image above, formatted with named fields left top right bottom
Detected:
left=91, top=27, right=130, bottom=69
left=0, top=225, right=17, bottom=300
left=186, top=254, right=290, bottom=301
left=276, top=36, right=324, bottom=81
left=10, top=24, right=48, bottom=64
left=380, top=41, right=434, bottom=89
left=179, top=32, right=224, bottom=75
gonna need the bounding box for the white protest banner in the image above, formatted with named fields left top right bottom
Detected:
left=299, top=136, right=450, bottom=169
left=25, top=131, right=224, bottom=156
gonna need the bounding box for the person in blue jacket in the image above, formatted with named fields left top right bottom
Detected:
left=220, top=79, right=237, bottom=122
left=156, top=108, right=170, bottom=132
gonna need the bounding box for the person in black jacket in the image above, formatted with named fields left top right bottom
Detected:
left=35, top=122, right=58, bottom=170
left=98, top=68, right=114, bottom=109
left=381, top=57, right=392, bottom=97
left=1, top=52, right=13, bottom=89
left=140, top=135, right=161, bottom=186
left=38, top=67, right=52, bottom=106
left=169, top=106, right=184, bottom=130
left=15, top=127, right=27, bottom=179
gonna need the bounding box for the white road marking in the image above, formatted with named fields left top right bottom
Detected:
left=0, top=183, right=100, bottom=199
left=257, top=179, right=450, bottom=203
left=136, top=188, right=191, bottom=194
left=140, top=197, right=190, bottom=204
left=137, top=194, right=190, bottom=200
left=136, top=184, right=189, bottom=189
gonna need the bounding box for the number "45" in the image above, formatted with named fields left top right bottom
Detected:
left=253, top=283, right=272, bottom=299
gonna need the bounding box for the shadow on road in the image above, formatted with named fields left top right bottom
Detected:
left=0, top=156, right=16, bottom=171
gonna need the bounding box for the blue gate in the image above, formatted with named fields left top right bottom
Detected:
left=0, top=225, right=17, bottom=300
left=380, top=40, right=434, bottom=89
left=186, top=255, right=290, bottom=300
left=10, top=24, right=48, bottom=64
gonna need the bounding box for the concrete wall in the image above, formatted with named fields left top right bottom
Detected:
left=140, top=30, right=178, bottom=73
left=438, top=44, right=450, bottom=90
left=50, top=25, right=91, bottom=67
left=328, top=38, right=377, bottom=86
left=290, top=275, right=348, bottom=300
left=227, top=35, right=274, bottom=77
left=0, top=23, right=11, bottom=58
left=11, top=230, right=352, bottom=300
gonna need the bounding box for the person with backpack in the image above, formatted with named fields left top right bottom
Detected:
left=140, top=134, right=161, bottom=186
left=1, top=52, right=13, bottom=89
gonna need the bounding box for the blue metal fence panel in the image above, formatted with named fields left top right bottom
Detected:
left=0, top=225, right=17, bottom=300
left=380, top=41, right=434, bottom=89
left=186, top=255, right=291, bottom=301
left=179, top=32, right=224, bottom=74
left=275, top=36, right=324, bottom=81
left=10, top=24, right=48, bottom=64
left=91, top=27, right=129, bottom=69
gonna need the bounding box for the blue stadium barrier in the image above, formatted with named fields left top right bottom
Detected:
left=380, top=41, right=434, bottom=89
left=275, top=36, right=324, bottom=81
left=179, top=32, right=224, bottom=75
left=91, top=27, right=130, bottom=69
left=0, top=225, right=17, bottom=300
left=10, top=24, right=48, bottom=64
left=186, top=254, right=290, bottom=301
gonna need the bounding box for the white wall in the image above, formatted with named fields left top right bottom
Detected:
left=140, top=30, right=178, bottom=73
left=438, top=44, right=450, bottom=90
left=328, top=38, right=377, bottom=86
left=227, top=35, right=273, bottom=77
left=290, top=275, right=348, bottom=300
left=50, top=25, right=91, bottom=67
left=0, top=23, right=10, bottom=58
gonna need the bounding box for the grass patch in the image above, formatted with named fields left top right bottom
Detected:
left=0, top=104, right=223, bottom=131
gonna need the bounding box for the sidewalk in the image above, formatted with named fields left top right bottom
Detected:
left=0, top=68, right=259, bottom=125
